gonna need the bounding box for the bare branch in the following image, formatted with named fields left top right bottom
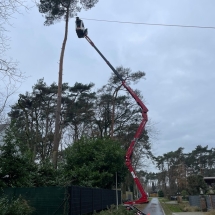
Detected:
left=0, top=0, right=29, bottom=118
left=0, top=58, right=26, bottom=82
left=0, top=81, right=18, bottom=124
left=0, top=0, right=28, bottom=24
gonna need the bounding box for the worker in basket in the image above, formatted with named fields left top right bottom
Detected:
left=76, top=17, right=88, bottom=38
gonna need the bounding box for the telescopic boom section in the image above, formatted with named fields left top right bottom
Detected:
left=85, top=34, right=149, bottom=205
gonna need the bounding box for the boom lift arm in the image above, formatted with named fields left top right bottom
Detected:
left=75, top=17, right=149, bottom=205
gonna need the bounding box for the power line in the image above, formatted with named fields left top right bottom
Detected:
left=81, top=18, right=215, bottom=30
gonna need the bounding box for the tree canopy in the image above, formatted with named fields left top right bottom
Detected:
left=62, top=137, right=127, bottom=189
left=152, top=145, right=215, bottom=196
left=1, top=68, right=152, bottom=190
left=38, top=0, right=99, bottom=26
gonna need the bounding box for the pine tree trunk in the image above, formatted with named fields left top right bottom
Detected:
left=52, top=8, right=69, bottom=169
left=110, top=85, right=121, bottom=138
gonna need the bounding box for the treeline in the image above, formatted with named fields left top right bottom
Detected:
left=0, top=67, right=153, bottom=190
left=141, top=145, right=215, bottom=196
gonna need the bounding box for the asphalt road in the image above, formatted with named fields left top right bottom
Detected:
left=143, top=198, right=165, bottom=215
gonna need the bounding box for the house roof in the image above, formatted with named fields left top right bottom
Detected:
left=204, top=177, right=215, bottom=179
left=204, top=177, right=215, bottom=185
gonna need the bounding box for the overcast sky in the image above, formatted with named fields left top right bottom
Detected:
left=5, top=0, right=215, bottom=170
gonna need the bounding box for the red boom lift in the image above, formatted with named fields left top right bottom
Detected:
left=75, top=17, right=149, bottom=208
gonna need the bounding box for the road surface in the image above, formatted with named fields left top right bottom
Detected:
left=143, top=198, right=165, bottom=215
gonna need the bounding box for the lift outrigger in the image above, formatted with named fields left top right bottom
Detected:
left=75, top=17, right=149, bottom=213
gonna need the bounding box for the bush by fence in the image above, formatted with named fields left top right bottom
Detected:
left=0, top=186, right=121, bottom=215
left=0, top=187, right=68, bottom=215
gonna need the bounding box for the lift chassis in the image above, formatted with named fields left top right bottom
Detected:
left=75, top=18, right=149, bottom=206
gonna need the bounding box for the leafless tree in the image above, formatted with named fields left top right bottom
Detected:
left=0, top=0, right=28, bottom=55
left=0, top=0, right=28, bottom=121
left=0, top=82, right=17, bottom=122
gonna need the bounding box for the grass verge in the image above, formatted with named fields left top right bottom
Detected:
left=206, top=210, right=215, bottom=215
left=158, top=198, right=200, bottom=215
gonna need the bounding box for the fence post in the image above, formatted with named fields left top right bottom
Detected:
left=116, top=172, right=118, bottom=209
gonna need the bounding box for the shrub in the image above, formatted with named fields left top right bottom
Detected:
left=158, top=190, right=164, bottom=197
left=206, top=210, right=215, bottom=215
left=180, top=204, right=200, bottom=212
left=0, top=195, right=34, bottom=215
left=94, top=205, right=135, bottom=215
left=181, top=190, right=188, bottom=198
